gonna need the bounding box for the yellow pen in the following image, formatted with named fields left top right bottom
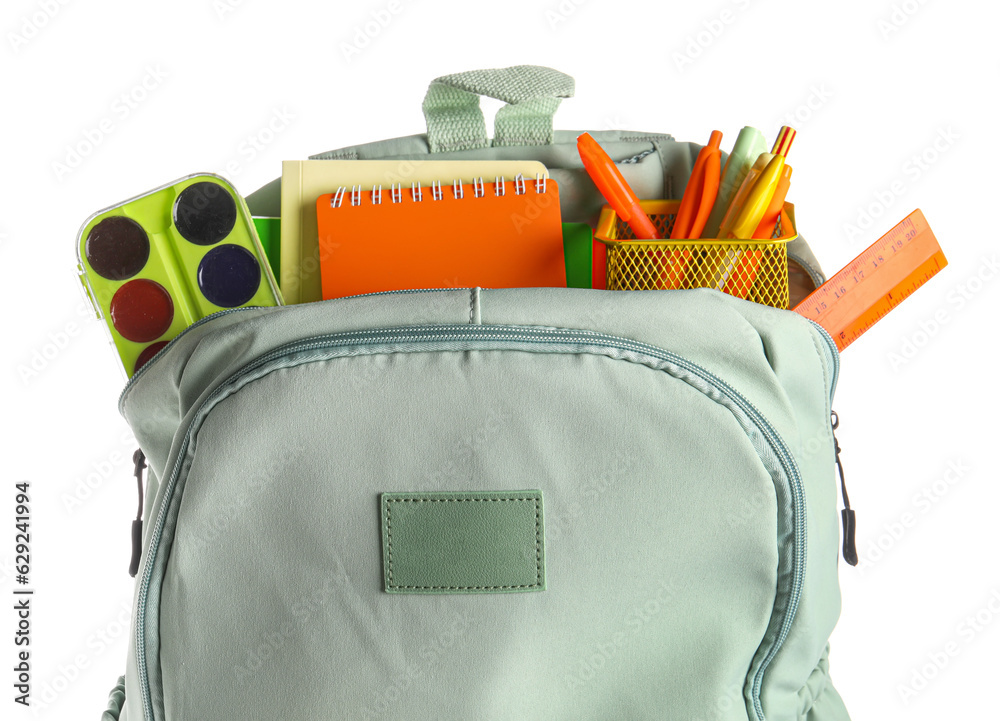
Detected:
left=717, top=126, right=796, bottom=239
left=728, top=154, right=785, bottom=238
left=712, top=126, right=795, bottom=296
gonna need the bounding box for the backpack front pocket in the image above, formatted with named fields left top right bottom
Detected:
left=137, top=325, right=806, bottom=721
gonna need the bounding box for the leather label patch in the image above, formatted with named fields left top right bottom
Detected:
left=380, top=490, right=545, bottom=594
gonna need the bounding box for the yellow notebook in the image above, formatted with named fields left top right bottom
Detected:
left=280, top=159, right=548, bottom=303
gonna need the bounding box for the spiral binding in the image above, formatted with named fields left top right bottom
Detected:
left=329, top=173, right=548, bottom=207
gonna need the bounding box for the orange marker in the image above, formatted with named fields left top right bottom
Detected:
left=671, top=130, right=723, bottom=240
left=658, top=130, right=722, bottom=289
left=578, top=132, right=659, bottom=240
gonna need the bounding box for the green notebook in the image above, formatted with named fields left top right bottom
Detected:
left=562, top=222, right=593, bottom=289
left=251, top=217, right=281, bottom=281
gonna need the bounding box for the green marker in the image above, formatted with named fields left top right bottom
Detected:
left=701, top=126, right=767, bottom=239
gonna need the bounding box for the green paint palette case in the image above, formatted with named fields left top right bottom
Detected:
left=76, top=173, right=282, bottom=378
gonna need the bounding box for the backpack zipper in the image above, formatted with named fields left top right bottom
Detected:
left=131, top=322, right=830, bottom=721
left=117, top=289, right=455, bottom=407
left=804, top=318, right=840, bottom=403
left=129, top=449, right=146, bottom=578
left=799, top=321, right=857, bottom=566
left=832, top=411, right=857, bottom=566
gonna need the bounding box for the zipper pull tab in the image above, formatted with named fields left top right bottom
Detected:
left=832, top=411, right=858, bottom=566
left=129, top=449, right=146, bottom=578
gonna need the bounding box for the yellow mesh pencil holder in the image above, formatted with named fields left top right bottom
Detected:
left=595, top=199, right=795, bottom=309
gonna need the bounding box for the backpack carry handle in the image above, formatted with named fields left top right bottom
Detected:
left=422, top=65, right=575, bottom=152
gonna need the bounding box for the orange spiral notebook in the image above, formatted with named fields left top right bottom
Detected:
left=316, top=175, right=565, bottom=300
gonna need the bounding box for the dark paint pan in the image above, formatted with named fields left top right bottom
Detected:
left=77, top=174, right=281, bottom=379
left=85, top=216, right=150, bottom=280
left=173, top=181, right=238, bottom=245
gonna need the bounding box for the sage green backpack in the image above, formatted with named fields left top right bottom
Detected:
left=100, top=66, right=855, bottom=720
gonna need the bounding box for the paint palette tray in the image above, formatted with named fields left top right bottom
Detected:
left=76, top=173, right=282, bottom=378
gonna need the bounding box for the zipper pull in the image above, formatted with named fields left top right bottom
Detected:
left=832, top=411, right=858, bottom=566
left=129, top=449, right=146, bottom=578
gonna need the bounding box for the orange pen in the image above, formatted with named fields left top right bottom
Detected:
left=671, top=130, right=723, bottom=240
left=577, top=132, right=659, bottom=240
left=659, top=130, right=722, bottom=289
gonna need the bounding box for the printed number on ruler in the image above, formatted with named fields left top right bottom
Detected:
left=794, top=209, right=947, bottom=351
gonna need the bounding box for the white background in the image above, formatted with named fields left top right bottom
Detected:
left=3, top=0, right=997, bottom=718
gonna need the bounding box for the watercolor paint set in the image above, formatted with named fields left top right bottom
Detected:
left=76, top=173, right=282, bottom=378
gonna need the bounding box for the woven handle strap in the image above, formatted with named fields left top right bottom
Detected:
left=422, top=65, right=575, bottom=152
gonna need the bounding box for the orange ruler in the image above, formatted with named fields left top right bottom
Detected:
left=793, top=209, right=947, bottom=351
